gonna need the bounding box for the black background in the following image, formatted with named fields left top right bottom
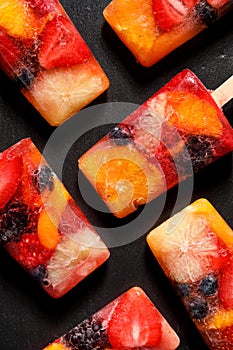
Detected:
left=0, top=1, right=233, bottom=349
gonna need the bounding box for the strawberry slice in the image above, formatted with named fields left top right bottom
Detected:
left=153, top=0, right=198, bottom=32
left=207, top=0, right=228, bottom=8
left=107, top=287, right=162, bottom=348
left=0, top=156, right=23, bottom=209
left=38, top=15, right=92, bottom=69
left=219, top=260, right=233, bottom=309
left=26, top=0, right=59, bottom=17
left=0, top=30, right=21, bottom=76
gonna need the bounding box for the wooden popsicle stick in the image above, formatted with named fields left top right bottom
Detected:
left=211, top=75, right=233, bottom=107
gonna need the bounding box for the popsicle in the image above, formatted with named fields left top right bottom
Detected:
left=147, top=198, right=233, bottom=350
left=0, top=0, right=109, bottom=126
left=103, top=0, right=233, bottom=67
left=0, top=138, right=110, bottom=298
left=78, top=69, right=233, bottom=218
left=43, top=286, right=180, bottom=349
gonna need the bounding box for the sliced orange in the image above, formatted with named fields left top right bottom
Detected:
left=37, top=208, right=60, bottom=250
left=79, top=143, right=165, bottom=218
left=43, top=344, right=69, bottom=350
left=0, top=0, right=41, bottom=39
left=23, top=56, right=109, bottom=126
left=166, top=91, right=222, bottom=137
left=205, top=309, right=233, bottom=330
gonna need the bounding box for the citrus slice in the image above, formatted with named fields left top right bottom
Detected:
left=79, top=144, right=165, bottom=218
left=0, top=0, right=40, bottom=38
left=37, top=209, right=60, bottom=250
left=166, top=91, right=222, bottom=137
left=23, top=57, right=109, bottom=126
left=44, top=344, right=69, bottom=350
left=147, top=210, right=222, bottom=283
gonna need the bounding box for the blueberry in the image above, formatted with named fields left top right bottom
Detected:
left=108, top=124, right=133, bottom=145
left=199, top=274, right=218, bottom=296
left=33, top=166, right=55, bottom=193
left=188, top=298, right=209, bottom=319
left=195, top=1, right=218, bottom=26
left=16, top=69, right=35, bottom=88
left=30, top=265, right=49, bottom=286
left=176, top=283, right=191, bottom=297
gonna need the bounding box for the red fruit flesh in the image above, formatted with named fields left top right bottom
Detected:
left=38, top=15, right=92, bottom=69
left=219, top=260, right=233, bottom=309
left=108, top=287, right=162, bottom=348
left=27, top=0, right=59, bottom=16
left=153, top=0, right=198, bottom=32
left=207, top=0, right=228, bottom=8
left=0, top=156, right=23, bottom=208
left=0, top=30, right=21, bottom=76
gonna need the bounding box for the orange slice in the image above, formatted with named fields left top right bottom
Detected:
left=0, top=0, right=41, bottom=39
left=206, top=310, right=233, bottom=330
left=79, top=144, right=165, bottom=218
left=166, top=91, right=222, bottom=137
left=37, top=208, right=60, bottom=250
left=44, top=344, right=69, bottom=350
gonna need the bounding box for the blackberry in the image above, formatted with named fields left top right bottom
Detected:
left=16, top=69, right=35, bottom=88
left=188, top=298, right=209, bottom=320
left=30, top=265, right=49, bottom=286
left=199, top=274, right=218, bottom=297
left=0, top=203, right=33, bottom=243
left=185, top=135, right=215, bottom=172
left=176, top=283, right=191, bottom=297
left=195, top=1, right=218, bottom=26
left=63, top=317, right=110, bottom=350
left=33, top=166, right=55, bottom=193
left=108, top=124, right=133, bottom=145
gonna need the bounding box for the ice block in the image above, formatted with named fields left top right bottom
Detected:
left=103, top=0, right=233, bottom=67
left=43, top=286, right=180, bottom=349
left=147, top=198, right=233, bottom=350
left=0, top=0, right=109, bottom=126
left=0, top=138, right=110, bottom=298
left=78, top=69, right=233, bottom=218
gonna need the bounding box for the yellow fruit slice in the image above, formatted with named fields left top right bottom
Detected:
left=147, top=208, right=220, bottom=283
left=206, top=310, right=233, bottom=330
left=44, top=344, right=69, bottom=350
left=0, top=0, right=40, bottom=39
left=23, top=57, right=109, bottom=126
left=166, top=91, right=222, bottom=137
left=37, top=209, right=60, bottom=250
left=79, top=143, right=165, bottom=218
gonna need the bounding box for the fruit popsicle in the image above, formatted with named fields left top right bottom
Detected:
left=43, top=286, right=180, bottom=349
left=104, top=0, right=233, bottom=67
left=147, top=198, right=233, bottom=350
left=0, top=138, right=110, bottom=298
left=78, top=69, right=233, bottom=218
left=0, top=0, right=109, bottom=126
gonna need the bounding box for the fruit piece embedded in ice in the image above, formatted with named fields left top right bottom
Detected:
left=0, top=30, right=22, bottom=77
left=23, top=57, right=109, bottom=126
left=79, top=143, right=165, bottom=218
left=0, top=138, right=109, bottom=298
left=79, top=70, right=233, bottom=218
left=103, top=0, right=233, bottom=66
left=147, top=198, right=233, bottom=350
left=38, top=15, right=91, bottom=69
left=43, top=287, right=180, bottom=349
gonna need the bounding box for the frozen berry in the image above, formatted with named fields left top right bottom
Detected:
left=33, top=166, right=55, bottom=193
left=195, top=1, right=218, bottom=26
left=188, top=298, right=209, bottom=319
left=16, top=68, right=35, bottom=87
left=0, top=203, right=34, bottom=243
left=199, top=274, right=218, bottom=296
left=30, top=264, right=49, bottom=286
left=185, top=135, right=215, bottom=172
left=63, top=317, right=110, bottom=350
left=108, top=124, right=133, bottom=145
left=176, top=283, right=191, bottom=297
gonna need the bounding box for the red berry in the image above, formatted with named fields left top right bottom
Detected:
left=38, top=15, right=92, bottom=69
left=107, top=287, right=162, bottom=348
left=207, top=0, right=228, bottom=8
left=0, top=30, right=21, bottom=77
left=153, top=0, right=198, bottom=32
left=10, top=233, right=54, bottom=269
left=26, top=0, right=59, bottom=16
left=0, top=156, right=23, bottom=209
left=219, top=260, right=233, bottom=309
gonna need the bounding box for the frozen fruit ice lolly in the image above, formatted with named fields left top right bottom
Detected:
left=147, top=198, right=233, bottom=350
left=43, top=286, right=180, bottom=349
left=78, top=69, right=233, bottom=218
left=0, top=0, right=109, bottom=126
left=103, top=0, right=233, bottom=67
left=0, top=138, right=110, bottom=298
